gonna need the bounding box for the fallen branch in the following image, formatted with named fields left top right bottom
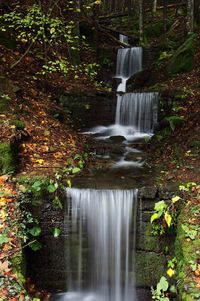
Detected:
left=100, top=24, right=139, bottom=42
left=0, top=240, right=37, bottom=260
left=10, top=41, right=34, bottom=69
left=98, top=25, right=131, bottom=47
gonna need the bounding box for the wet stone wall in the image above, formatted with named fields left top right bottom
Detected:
left=59, top=91, right=116, bottom=129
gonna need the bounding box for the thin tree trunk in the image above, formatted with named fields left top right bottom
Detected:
left=152, top=0, right=157, bottom=13
left=187, top=0, right=194, bottom=33
left=163, top=0, right=168, bottom=33
left=70, top=0, right=80, bottom=64
left=139, top=0, right=143, bottom=42
left=194, top=0, right=200, bottom=24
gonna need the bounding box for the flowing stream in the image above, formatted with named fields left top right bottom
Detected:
left=51, top=38, right=158, bottom=301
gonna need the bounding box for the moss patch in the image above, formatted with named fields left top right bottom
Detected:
left=135, top=251, right=167, bottom=287
left=167, top=34, right=197, bottom=75
left=175, top=201, right=200, bottom=301
left=9, top=119, right=25, bottom=130
left=0, top=142, right=16, bottom=175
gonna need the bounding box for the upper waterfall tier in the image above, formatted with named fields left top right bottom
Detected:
left=116, top=47, right=142, bottom=92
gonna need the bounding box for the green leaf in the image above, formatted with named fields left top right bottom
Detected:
left=151, top=213, right=159, bottom=223
left=28, top=226, right=41, bottom=237
left=32, top=180, right=42, bottom=192
left=50, top=27, right=55, bottom=34
left=154, top=201, right=167, bottom=212
left=179, top=185, right=189, bottom=191
left=29, top=240, right=42, bottom=251
left=159, top=276, right=169, bottom=291
left=52, top=227, right=61, bottom=237
left=47, top=183, right=57, bottom=193
left=164, top=211, right=172, bottom=227
left=72, top=167, right=81, bottom=174
left=0, top=234, right=9, bottom=245
left=53, top=196, right=63, bottom=209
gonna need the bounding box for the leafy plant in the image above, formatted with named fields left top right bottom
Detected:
left=182, top=224, right=198, bottom=240
left=150, top=196, right=181, bottom=235
left=151, top=276, right=170, bottom=301
left=52, top=227, right=61, bottom=238
left=165, top=115, right=184, bottom=132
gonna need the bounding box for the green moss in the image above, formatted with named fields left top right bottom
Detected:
left=175, top=204, right=200, bottom=301
left=11, top=252, right=26, bottom=285
left=0, top=142, right=16, bottom=175
left=9, top=119, right=25, bottom=130
left=135, top=251, right=167, bottom=286
left=167, top=34, right=197, bottom=75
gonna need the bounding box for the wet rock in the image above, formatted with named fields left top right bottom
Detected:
left=125, top=153, right=143, bottom=161
left=139, top=186, right=158, bottom=199
left=112, top=77, right=122, bottom=90
left=108, top=135, right=126, bottom=143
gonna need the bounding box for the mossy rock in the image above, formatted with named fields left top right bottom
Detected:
left=9, top=119, right=25, bottom=130
left=0, top=142, right=16, bottom=175
left=167, top=34, right=197, bottom=75
left=135, top=251, right=167, bottom=287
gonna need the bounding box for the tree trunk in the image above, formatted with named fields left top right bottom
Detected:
left=187, top=0, right=194, bottom=34
left=139, top=0, right=143, bottom=42
left=70, top=0, right=80, bottom=65
left=163, top=0, right=168, bottom=33
left=152, top=0, right=157, bottom=13
left=194, top=0, right=200, bottom=24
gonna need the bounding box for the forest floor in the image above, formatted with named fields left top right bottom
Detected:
left=148, top=62, right=200, bottom=184
left=0, top=42, right=97, bottom=299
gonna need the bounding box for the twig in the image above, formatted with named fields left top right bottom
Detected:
left=98, top=25, right=132, bottom=47
left=0, top=240, right=36, bottom=260
left=10, top=41, right=34, bottom=69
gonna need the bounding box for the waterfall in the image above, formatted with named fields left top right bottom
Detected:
left=115, top=92, right=158, bottom=133
left=119, top=34, right=129, bottom=44
left=116, top=47, right=142, bottom=92
left=65, top=188, right=138, bottom=301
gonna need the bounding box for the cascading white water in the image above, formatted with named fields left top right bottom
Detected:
left=116, top=47, right=142, bottom=92
left=64, top=188, right=138, bottom=301
left=115, top=92, right=159, bottom=133
left=119, top=34, right=129, bottom=45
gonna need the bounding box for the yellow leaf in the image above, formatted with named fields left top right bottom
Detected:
left=164, top=211, right=172, bottom=227
left=67, top=179, right=72, bottom=188
left=18, top=184, right=26, bottom=192
left=35, top=159, right=45, bottom=165
left=0, top=198, right=7, bottom=207
left=167, top=268, right=175, bottom=277
left=172, top=196, right=181, bottom=203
